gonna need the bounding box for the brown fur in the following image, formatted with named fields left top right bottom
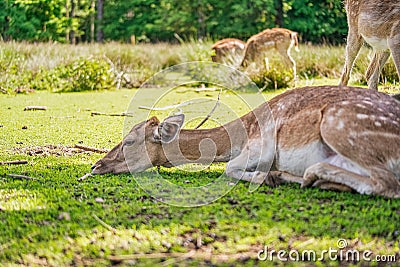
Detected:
left=211, top=38, right=246, bottom=66
left=240, top=28, right=299, bottom=77
left=339, top=0, right=400, bottom=90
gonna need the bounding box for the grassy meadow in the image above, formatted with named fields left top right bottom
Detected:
left=0, top=42, right=400, bottom=266
left=0, top=41, right=399, bottom=93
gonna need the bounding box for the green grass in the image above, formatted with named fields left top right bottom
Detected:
left=1, top=88, right=400, bottom=266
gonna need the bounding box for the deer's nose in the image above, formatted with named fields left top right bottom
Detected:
left=91, top=160, right=103, bottom=171
left=91, top=163, right=102, bottom=172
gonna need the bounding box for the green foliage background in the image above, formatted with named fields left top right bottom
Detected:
left=0, top=0, right=348, bottom=44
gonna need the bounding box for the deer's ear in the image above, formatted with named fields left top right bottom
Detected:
left=156, top=114, right=184, bottom=143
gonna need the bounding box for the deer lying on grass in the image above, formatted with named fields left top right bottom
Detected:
left=211, top=38, right=246, bottom=67
left=92, top=86, right=400, bottom=198
left=240, top=28, right=299, bottom=78
left=339, top=0, right=400, bottom=90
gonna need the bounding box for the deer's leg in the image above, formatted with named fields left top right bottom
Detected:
left=302, top=162, right=375, bottom=194
left=225, top=138, right=276, bottom=186
left=226, top=162, right=305, bottom=187
left=225, top=151, right=271, bottom=185
left=218, top=49, right=227, bottom=64
left=225, top=169, right=294, bottom=187
left=388, top=38, right=400, bottom=84
left=268, top=171, right=303, bottom=184
left=339, top=31, right=363, bottom=86
left=225, top=163, right=271, bottom=185
left=232, top=48, right=245, bottom=69
left=365, top=50, right=390, bottom=91
left=312, top=180, right=354, bottom=192
left=269, top=171, right=353, bottom=192
left=240, top=41, right=258, bottom=69
left=302, top=163, right=400, bottom=198
left=314, top=103, right=400, bottom=197
left=212, top=50, right=220, bottom=63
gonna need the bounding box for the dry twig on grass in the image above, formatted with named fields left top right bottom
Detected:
left=92, top=214, right=117, bottom=234
left=77, top=173, right=93, bottom=182
left=0, top=160, right=28, bottom=165
left=109, top=251, right=196, bottom=263
left=7, top=174, right=37, bottom=180
left=74, top=144, right=109, bottom=154
left=90, top=111, right=134, bottom=117
left=138, top=99, right=212, bottom=111
left=108, top=250, right=196, bottom=263
left=138, top=101, right=194, bottom=111
left=176, top=87, right=218, bottom=94
left=24, top=106, right=47, bottom=111
left=108, top=250, right=254, bottom=264
left=160, top=250, right=198, bottom=266
left=195, top=87, right=218, bottom=92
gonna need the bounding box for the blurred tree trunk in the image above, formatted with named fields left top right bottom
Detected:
left=2, top=16, right=10, bottom=41
left=90, top=0, right=95, bottom=43
left=97, top=0, right=103, bottom=43
left=275, top=0, right=284, bottom=27
left=65, top=0, right=69, bottom=42
left=69, top=0, right=75, bottom=44
left=197, top=0, right=206, bottom=39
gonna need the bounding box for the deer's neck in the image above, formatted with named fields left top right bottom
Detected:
left=160, top=115, right=254, bottom=166
left=177, top=127, right=233, bottom=162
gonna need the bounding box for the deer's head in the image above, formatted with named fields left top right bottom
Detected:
left=91, top=114, right=185, bottom=174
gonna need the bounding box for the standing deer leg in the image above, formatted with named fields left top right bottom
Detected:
left=365, top=50, right=390, bottom=90
left=240, top=41, right=258, bottom=69
left=217, top=49, right=225, bottom=64
left=388, top=38, right=400, bottom=85
left=339, top=31, right=363, bottom=86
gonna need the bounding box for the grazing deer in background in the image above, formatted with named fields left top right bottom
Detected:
left=240, top=28, right=299, bottom=78
left=92, top=86, right=400, bottom=198
left=339, top=0, right=400, bottom=90
left=211, top=38, right=246, bottom=67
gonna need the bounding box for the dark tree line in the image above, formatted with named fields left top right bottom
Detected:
left=0, top=0, right=348, bottom=44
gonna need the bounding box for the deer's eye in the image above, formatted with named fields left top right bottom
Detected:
left=123, top=138, right=135, bottom=147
